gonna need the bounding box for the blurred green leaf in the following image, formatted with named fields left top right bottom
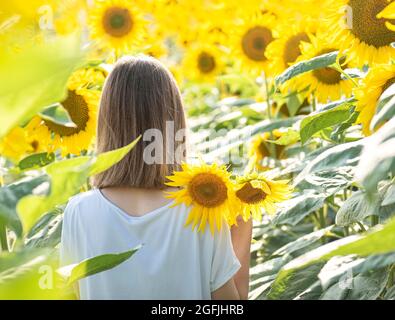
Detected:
left=17, top=137, right=140, bottom=234
left=18, top=152, right=55, bottom=170
left=268, top=129, right=300, bottom=146
left=58, top=245, right=142, bottom=285
left=0, top=175, right=48, bottom=236
left=0, top=35, right=84, bottom=138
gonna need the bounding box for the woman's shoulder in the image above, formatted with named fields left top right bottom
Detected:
left=67, top=189, right=99, bottom=208
left=63, top=189, right=101, bottom=220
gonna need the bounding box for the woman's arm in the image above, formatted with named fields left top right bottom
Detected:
left=211, top=278, right=240, bottom=300
left=230, top=217, right=253, bottom=300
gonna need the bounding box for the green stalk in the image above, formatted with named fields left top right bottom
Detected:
left=331, top=63, right=359, bottom=87
left=263, top=73, right=272, bottom=120
left=371, top=215, right=379, bottom=227
left=0, top=221, right=8, bottom=252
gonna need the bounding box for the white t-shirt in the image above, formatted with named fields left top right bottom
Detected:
left=60, top=189, right=241, bottom=300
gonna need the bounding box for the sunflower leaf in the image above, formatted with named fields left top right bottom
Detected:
left=275, top=51, right=339, bottom=86
left=58, top=245, right=142, bottom=285
left=300, top=104, right=352, bottom=144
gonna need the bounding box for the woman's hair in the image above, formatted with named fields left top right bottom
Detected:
left=93, top=55, right=186, bottom=189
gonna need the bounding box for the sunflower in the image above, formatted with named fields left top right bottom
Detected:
left=266, top=19, right=316, bottom=76
left=0, top=117, right=51, bottom=161
left=284, top=36, right=354, bottom=103
left=0, top=127, right=36, bottom=161
left=231, top=11, right=277, bottom=76
left=377, top=1, right=395, bottom=31
left=34, top=69, right=100, bottom=157
left=88, top=0, right=146, bottom=55
left=355, top=63, right=395, bottom=136
left=234, top=172, right=293, bottom=221
left=182, top=45, right=225, bottom=82
left=165, top=162, right=239, bottom=234
left=248, top=130, right=286, bottom=171
left=326, top=0, right=395, bottom=67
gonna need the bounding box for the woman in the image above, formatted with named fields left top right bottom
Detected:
left=60, top=55, right=252, bottom=300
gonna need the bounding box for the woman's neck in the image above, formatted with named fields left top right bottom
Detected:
left=100, top=186, right=175, bottom=217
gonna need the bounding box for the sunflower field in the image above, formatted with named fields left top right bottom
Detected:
left=1, top=0, right=395, bottom=300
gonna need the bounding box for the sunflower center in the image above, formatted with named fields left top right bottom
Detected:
left=188, top=173, right=228, bottom=208
left=283, top=32, right=310, bottom=65
left=197, top=52, right=216, bottom=74
left=258, top=142, right=270, bottom=158
left=242, top=26, right=273, bottom=61
left=312, top=49, right=344, bottom=85
left=348, top=0, right=395, bottom=48
left=102, top=7, right=133, bottom=38
left=43, top=90, right=90, bottom=137
left=31, top=140, right=39, bottom=151
left=236, top=182, right=267, bottom=204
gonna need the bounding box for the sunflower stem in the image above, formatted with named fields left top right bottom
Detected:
left=263, top=73, right=272, bottom=120
left=331, top=63, right=359, bottom=87
left=0, top=220, right=8, bottom=252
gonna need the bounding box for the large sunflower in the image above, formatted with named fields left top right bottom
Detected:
left=88, top=0, right=146, bottom=54
left=231, top=11, right=277, bottom=76
left=284, top=36, right=354, bottom=103
left=182, top=45, right=225, bottom=82
left=355, top=63, right=395, bottom=136
left=327, top=0, right=395, bottom=67
left=234, top=172, right=293, bottom=221
left=34, top=69, right=101, bottom=157
left=265, top=19, right=316, bottom=76
left=165, top=162, right=239, bottom=234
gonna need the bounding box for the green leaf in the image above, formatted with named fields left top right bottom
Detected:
left=39, top=104, right=75, bottom=127
left=58, top=245, right=142, bottom=285
left=384, top=285, right=395, bottom=300
left=318, top=253, right=395, bottom=293
left=0, top=35, right=84, bottom=138
left=321, top=267, right=389, bottom=300
left=357, top=117, right=395, bottom=193
left=294, top=140, right=364, bottom=186
left=17, top=137, right=140, bottom=234
left=300, top=104, right=352, bottom=144
left=272, top=191, right=327, bottom=226
left=0, top=176, right=48, bottom=236
left=275, top=51, right=339, bottom=86
left=272, top=226, right=334, bottom=257
left=382, top=184, right=395, bottom=206
left=25, top=211, right=63, bottom=249
left=371, top=83, right=395, bottom=132
left=269, top=217, right=395, bottom=299
left=18, top=152, right=55, bottom=170
left=267, top=129, right=300, bottom=146
left=336, top=191, right=380, bottom=226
